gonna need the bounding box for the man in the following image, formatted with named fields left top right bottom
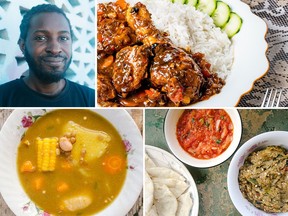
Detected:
left=0, top=4, right=95, bottom=107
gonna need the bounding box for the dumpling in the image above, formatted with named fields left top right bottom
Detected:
left=62, top=194, right=92, bottom=212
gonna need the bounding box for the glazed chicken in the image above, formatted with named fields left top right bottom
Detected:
left=125, top=2, right=205, bottom=105
left=97, top=2, right=136, bottom=54
left=150, top=44, right=204, bottom=105
left=97, top=0, right=225, bottom=107
left=125, top=2, right=171, bottom=46
left=112, top=45, right=151, bottom=97
left=97, top=73, right=116, bottom=102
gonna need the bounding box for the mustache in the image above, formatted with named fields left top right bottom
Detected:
left=40, top=54, right=67, bottom=59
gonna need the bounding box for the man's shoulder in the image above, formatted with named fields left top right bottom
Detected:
left=67, top=80, right=95, bottom=93
left=0, top=79, right=26, bottom=107
left=65, top=80, right=95, bottom=107
left=0, top=79, right=22, bottom=90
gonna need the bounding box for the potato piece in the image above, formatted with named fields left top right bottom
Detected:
left=62, top=121, right=111, bottom=164
left=62, top=195, right=92, bottom=212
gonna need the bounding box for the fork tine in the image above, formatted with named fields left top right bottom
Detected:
left=261, top=88, right=269, bottom=107
left=265, top=89, right=273, bottom=108
left=271, top=89, right=278, bottom=107
left=261, top=88, right=283, bottom=107
left=275, top=89, right=283, bottom=107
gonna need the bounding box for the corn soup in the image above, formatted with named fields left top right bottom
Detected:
left=17, top=109, right=127, bottom=215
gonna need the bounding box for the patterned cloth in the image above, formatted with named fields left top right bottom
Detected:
left=238, top=0, right=288, bottom=107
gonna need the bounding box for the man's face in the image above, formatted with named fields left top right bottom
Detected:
left=21, top=12, right=72, bottom=83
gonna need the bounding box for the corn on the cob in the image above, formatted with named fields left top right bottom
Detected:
left=37, top=137, right=58, bottom=172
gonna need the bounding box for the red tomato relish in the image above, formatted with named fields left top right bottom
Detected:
left=176, top=109, right=233, bottom=159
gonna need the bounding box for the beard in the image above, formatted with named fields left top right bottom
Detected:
left=24, top=49, right=72, bottom=84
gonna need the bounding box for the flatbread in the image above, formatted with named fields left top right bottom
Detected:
left=145, top=171, right=154, bottom=214
left=153, top=182, right=178, bottom=216
left=152, top=178, right=189, bottom=198
left=176, top=191, right=193, bottom=216
left=145, top=153, right=156, bottom=168
left=145, top=149, right=194, bottom=216
left=148, top=205, right=158, bottom=216
left=146, top=167, right=186, bottom=182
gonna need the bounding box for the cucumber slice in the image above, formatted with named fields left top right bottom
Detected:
left=174, top=0, right=186, bottom=4
left=197, top=0, right=216, bottom=15
left=186, top=0, right=198, bottom=7
left=211, top=1, right=231, bottom=28
left=223, top=12, right=242, bottom=38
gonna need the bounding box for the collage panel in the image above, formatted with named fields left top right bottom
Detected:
left=0, top=109, right=143, bottom=216
left=145, top=108, right=288, bottom=215
left=97, top=0, right=287, bottom=108
left=0, top=1, right=95, bottom=107
left=0, top=0, right=287, bottom=215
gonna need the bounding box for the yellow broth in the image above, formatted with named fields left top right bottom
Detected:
left=17, top=109, right=127, bottom=215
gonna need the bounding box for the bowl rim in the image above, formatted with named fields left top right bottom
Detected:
left=0, top=109, right=143, bottom=216
left=164, top=108, right=242, bottom=168
left=227, top=131, right=288, bottom=216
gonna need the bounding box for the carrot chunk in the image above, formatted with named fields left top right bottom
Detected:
left=21, top=160, right=36, bottom=173
left=34, top=177, right=44, bottom=190
left=57, top=182, right=69, bottom=193
left=102, top=155, right=126, bottom=174
left=115, top=0, right=128, bottom=10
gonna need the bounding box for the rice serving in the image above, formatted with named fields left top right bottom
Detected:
left=126, top=0, right=233, bottom=79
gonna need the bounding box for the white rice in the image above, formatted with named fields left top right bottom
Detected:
left=126, top=0, right=234, bottom=79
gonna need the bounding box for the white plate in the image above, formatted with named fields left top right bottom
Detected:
left=97, top=0, right=268, bottom=107
left=0, top=109, right=143, bottom=216
left=195, top=0, right=268, bottom=107
left=145, top=145, right=199, bottom=216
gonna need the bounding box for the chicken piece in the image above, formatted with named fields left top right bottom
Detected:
left=97, top=73, right=117, bottom=102
left=97, top=3, right=136, bottom=54
left=191, top=52, right=225, bottom=100
left=97, top=2, right=127, bottom=22
left=97, top=53, right=117, bottom=104
left=112, top=45, right=151, bottom=98
left=125, top=2, right=170, bottom=46
left=97, top=53, right=114, bottom=78
left=150, top=43, right=205, bottom=106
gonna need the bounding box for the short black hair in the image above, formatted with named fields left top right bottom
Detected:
left=19, top=4, right=73, bottom=41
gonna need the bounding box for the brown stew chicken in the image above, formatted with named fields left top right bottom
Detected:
left=97, top=0, right=225, bottom=107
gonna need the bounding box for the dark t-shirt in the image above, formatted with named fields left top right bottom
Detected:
left=0, top=78, right=95, bottom=107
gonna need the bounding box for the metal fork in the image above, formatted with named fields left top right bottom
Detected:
left=261, top=88, right=283, bottom=107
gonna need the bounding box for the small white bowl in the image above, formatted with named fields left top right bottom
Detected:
left=228, top=131, right=288, bottom=216
left=164, top=109, right=242, bottom=168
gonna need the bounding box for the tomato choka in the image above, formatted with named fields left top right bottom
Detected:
left=176, top=109, right=233, bottom=159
